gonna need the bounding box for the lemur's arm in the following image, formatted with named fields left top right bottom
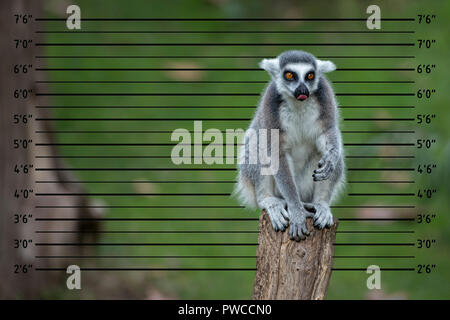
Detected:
left=273, top=149, right=302, bottom=209
left=313, top=77, right=341, bottom=181
left=313, top=128, right=341, bottom=181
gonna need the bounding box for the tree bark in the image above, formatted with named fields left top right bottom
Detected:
left=253, top=211, right=337, bottom=300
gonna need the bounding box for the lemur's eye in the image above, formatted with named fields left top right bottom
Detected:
left=306, top=72, right=315, bottom=81
left=284, top=71, right=294, bottom=81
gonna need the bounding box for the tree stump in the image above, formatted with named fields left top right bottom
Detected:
left=253, top=211, right=338, bottom=300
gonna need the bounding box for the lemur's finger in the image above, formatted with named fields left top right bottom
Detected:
left=314, top=215, right=327, bottom=229
left=313, top=172, right=330, bottom=181
left=325, top=215, right=334, bottom=228
left=301, top=225, right=310, bottom=237
left=314, top=160, right=331, bottom=174
left=289, top=224, right=298, bottom=240
left=318, top=159, right=325, bottom=168
left=280, top=208, right=290, bottom=220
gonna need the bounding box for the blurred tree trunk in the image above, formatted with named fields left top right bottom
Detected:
left=0, top=0, right=101, bottom=299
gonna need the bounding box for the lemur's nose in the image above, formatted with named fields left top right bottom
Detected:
left=294, top=83, right=309, bottom=101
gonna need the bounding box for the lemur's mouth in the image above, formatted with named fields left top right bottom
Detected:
left=296, top=94, right=309, bottom=101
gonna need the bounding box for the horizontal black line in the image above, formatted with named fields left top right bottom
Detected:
left=336, top=231, right=414, bottom=234
left=347, top=168, right=414, bottom=171
left=34, top=155, right=229, bottom=159
left=36, top=30, right=415, bottom=34
left=35, top=106, right=256, bottom=109
left=35, top=167, right=413, bottom=171
left=35, top=118, right=251, bottom=121
left=35, top=92, right=260, bottom=96
left=35, top=255, right=416, bottom=259
left=34, top=80, right=415, bottom=84
left=33, top=105, right=415, bottom=109
left=344, top=118, right=415, bottom=121
left=332, top=268, right=415, bottom=271
left=36, top=193, right=231, bottom=196
left=35, top=243, right=259, bottom=246
left=34, top=217, right=414, bottom=221
left=35, top=80, right=267, bottom=84
left=34, top=242, right=415, bottom=246
left=34, top=205, right=413, bottom=210
left=35, top=230, right=258, bottom=234
left=333, top=243, right=414, bottom=246
left=348, top=193, right=415, bottom=196
left=333, top=206, right=415, bottom=208
left=36, top=268, right=257, bottom=271
left=35, top=143, right=241, bottom=146
left=347, top=180, right=414, bottom=184
left=36, top=180, right=235, bottom=184
left=35, top=43, right=415, bottom=47
left=346, top=155, right=414, bottom=159
left=35, top=168, right=236, bottom=171
left=344, top=143, right=414, bottom=146
left=36, top=268, right=415, bottom=272
left=35, top=206, right=244, bottom=209
left=342, top=131, right=415, bottom=133
left=38, top=180, right=416, bottom=184
left=35, top=230, right=413, bottom=234
left=35, top=68, right=414, bottom=71
left=36, top=267, right=415, bottom=272
left=34, top=18, right=415, bottom=21
left=35, top=218, right=253, bottom=221
left=34, top=92, right=414, bottom=97
left=338, top=218, right=415, bottom=221
left=333, top=256, right=415, bottom=259
left=34, top=155, right=415, bottom=159
left=36, top=255, right=257, bottom=259
left=34, top=130, right=415, bottom=134
left=35, top=55, right=416, bottom=59
left=339, top=105, right=415, bottom=108
left=36, top=143, right=412, bottom=147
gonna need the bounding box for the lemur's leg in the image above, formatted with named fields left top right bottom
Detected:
left=255, top=176, right=289, bottom=232
left=308, top=129, right=343, bottom=228
left=307, top=179, right=335, bottom=229
left=307, top=156, right=344, bottom=229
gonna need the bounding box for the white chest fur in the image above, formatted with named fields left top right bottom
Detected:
left=279, top=97, right=322, bottom=150
left=279, top=98, right=323, bottom=201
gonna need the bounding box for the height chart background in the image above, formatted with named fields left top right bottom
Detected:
left=1, top=0, right=449, bottom=299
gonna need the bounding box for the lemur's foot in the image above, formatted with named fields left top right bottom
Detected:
left=304, top=203, right=333, bottom=229
left=288, top=207, right=311, bottom=241
left=262, top=197, right=289, bottom=232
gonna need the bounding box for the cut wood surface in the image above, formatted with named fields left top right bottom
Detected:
left=253, top=211, right=338, bottom=300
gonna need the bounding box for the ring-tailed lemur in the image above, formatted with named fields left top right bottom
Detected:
left=235, top=50, right=345, bottom=241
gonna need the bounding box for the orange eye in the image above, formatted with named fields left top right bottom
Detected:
left=307, top=72, right=315, bottom=80
left=284, top=72, right=294, bottom=80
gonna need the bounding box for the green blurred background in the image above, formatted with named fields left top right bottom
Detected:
left=37, top=0, right=449, bottom=299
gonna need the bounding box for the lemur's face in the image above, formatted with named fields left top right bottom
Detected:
left=279, top=63, right=318, bottom=101
left=259, top=50, right=336, bottom=102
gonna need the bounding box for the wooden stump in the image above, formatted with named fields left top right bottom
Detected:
left=253, top=211, right=338, bottom=300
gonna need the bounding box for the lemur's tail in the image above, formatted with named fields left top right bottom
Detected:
left=233, top=173, right=257, bottom=209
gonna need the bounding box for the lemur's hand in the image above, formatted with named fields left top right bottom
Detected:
left=288, top=206, right=313, bottom=241
left=313, top=149, right=338, bottom=181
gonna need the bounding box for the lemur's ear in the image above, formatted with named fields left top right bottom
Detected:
left=317, top=60, right=336, bottom=73
left=259, top=58, right=280, bottom=78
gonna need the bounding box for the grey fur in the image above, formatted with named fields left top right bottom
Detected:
left=235, top=50, right=345, bottom=241
left=278, top=50, right=317, bottom=69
